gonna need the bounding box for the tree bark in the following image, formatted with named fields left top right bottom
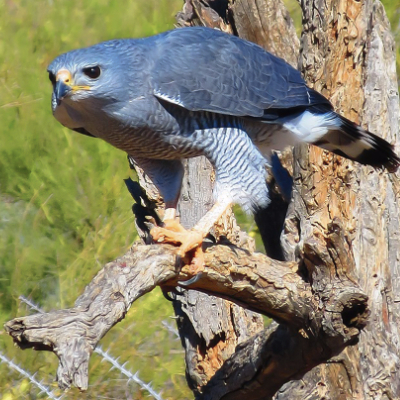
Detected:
left=4, top=0, right=400, bottom=399
left=175, top=1, right=301, bottom=395
left=5, top=229, right=368, bottom=396
left=278, top=0, right=400, bottom=398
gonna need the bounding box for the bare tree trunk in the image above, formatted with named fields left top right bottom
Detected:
left=179, top=1, right=400, bottom=397
left=178, top=0, right=400, bottom=397
left=174, top=0, right=301, bottom=394
left=171, top=159, right=264, bottom=395
left=4, top=0, right=400, bottom=399
left=278, top=0, right=400, bottom=398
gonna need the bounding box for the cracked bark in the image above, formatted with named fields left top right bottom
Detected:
left=277, top=0, right=400, bottom=398
left=5, top=0, right=400, bottom=399
left=5, top=227, right=368, bottom=396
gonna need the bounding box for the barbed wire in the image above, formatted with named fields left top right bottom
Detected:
left=17, top=295, right=165, bottom=400
left=0, top=352, right=63, bottom=400
left=96, top=347, right=164, bottom=400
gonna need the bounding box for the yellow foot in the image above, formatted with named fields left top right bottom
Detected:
left=150, top=220, right=205, bottom=275
left=185, top=245, right=204, bottom=276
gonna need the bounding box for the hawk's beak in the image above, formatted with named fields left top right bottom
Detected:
left=55, top=70, right=73, bottom=105
left=54, top=69, right=90, bottom=105
left=55, top=81, right=72, bottom=105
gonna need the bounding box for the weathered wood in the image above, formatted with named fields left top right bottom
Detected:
left=175, top=1, right=301, bottom=395
left=229, top=0, right=299, bottom=68
left=278, top=0, right=400, bottom=398
left=5, top=234, right=368, bottom=392
left=132, top=153, right=264, bottom=395
left=174, top=158, right=264, bottom=394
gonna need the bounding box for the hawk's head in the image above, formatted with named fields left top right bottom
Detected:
left=47, top=41, right=131, bottom=130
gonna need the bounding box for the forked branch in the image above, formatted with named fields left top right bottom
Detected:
left=5, top=223, right=368, bottom=397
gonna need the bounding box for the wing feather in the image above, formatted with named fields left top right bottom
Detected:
left=151, top=27, right=331, bottom=119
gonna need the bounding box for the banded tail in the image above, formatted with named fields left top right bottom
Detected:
left=282, top=108, right=400, bottom=172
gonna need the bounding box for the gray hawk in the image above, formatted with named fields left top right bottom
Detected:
left=48, top=27, right=399, bottom=265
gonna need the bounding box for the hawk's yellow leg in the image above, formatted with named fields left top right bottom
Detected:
left=150, top=199, right=232, bottom=275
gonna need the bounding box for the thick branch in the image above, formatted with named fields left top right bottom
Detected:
left=202, top=322, right=349, bottom=400
left=5, top=234, right=368, bottom=393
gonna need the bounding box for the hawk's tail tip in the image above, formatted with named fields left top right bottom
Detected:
left=321, top=114, right=400, bottom=173
left=360, top=144, right=400, bottom=173
left=343, top=119, right=399, bottom=173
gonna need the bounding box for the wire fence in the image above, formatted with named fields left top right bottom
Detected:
left=0, top=352, right=64, bottom=400
left=1, top=296, right=166, bottom=400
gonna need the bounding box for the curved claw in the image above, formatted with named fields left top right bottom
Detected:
left=161, top=286, right=179, bottom=301
left=178, top=272, right=204, bottom=287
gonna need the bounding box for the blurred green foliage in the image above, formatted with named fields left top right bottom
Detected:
left=1, top=0, right=400, bottom=399
left=382, top=0, right=400, bottom=76
left=0, top=0, right=188, bottom=399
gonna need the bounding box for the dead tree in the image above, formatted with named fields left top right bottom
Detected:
left=5, top=0, right=400, bottom=399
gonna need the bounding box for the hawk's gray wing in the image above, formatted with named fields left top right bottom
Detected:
left=151, top=27, right=331, bottom=120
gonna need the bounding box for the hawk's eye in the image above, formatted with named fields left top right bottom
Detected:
left=48, top=72, right=56, bottom=85
left=82, top=66, right=101, bottom=79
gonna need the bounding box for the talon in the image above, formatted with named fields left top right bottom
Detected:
left=178, top=272, right=204, bottom=287
left=180, top=245, right=205, bottom=277
left=150, top=220, right=206, bottom=273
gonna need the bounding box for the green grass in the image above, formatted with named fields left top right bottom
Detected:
left=0, top=1, right=189, bottom=399
left=1, top=1, right=400, bottom=399
left=381, top=0, right=400, bottom=76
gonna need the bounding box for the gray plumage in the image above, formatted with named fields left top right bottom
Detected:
left=48, top=26, right=399, bottom=214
